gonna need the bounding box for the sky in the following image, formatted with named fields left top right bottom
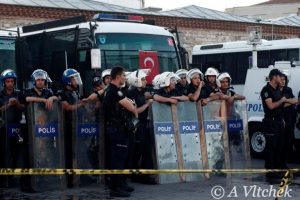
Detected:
left=145, top=0, right=268, bottom=11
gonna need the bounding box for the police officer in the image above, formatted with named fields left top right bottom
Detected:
left=102, top=69, right=112, bottom=87
left=278, top=73, right=297, bottom=163
left=103, top=66, right=137, bottom=197
left=153, top=72, right=189, bottom=104
left=204, top=67, right=221, bottom=94
left=126, top=70, right=154, bottom=183
left=175, top=69, right=189, bottom=96
left=187, top=68, right=217, bottom=105
left=0, top=69, right=24, bottom=188
left=217, top=72, right=245, bottom=104
left=22, top=69, right=57, bottom=192
left=24, top=69, right=57, bottom=107
left=261, top=69, right=288, bottom=178
left=57, top=68, right=85, bottom=187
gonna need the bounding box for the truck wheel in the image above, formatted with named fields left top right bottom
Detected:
left=249, top=123, right=266, bottom=158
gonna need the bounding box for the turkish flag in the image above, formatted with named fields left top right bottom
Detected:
left=139, top=50, right=160, bottom=84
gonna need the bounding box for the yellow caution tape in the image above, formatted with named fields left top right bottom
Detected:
left=275, top=170, right=293, bottom=200
left=0, top=168, right=299, bottom=175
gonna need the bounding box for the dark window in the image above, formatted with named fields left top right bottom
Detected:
left=287, top=48, right=299, bottom=63
left=0, top=38, right=16, bottom=72
left=258, top=50, right=269, bottom=68
left=270, top=49, right=287, bottom=64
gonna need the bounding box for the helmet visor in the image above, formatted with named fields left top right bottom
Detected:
left=71, top=73, right=82, bottom=86
left=33, top=71, right=47, bottom=80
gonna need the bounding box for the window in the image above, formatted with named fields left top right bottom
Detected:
left=96, top=33, right=179, bottom=72
left=0, top=38, right=16, bottom=72
left=258, top=50, right=269, bottom=68
left=270, top=49, right=287, bottom=64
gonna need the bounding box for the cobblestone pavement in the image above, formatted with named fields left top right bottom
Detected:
left=1, top=159, right=300, bottom=200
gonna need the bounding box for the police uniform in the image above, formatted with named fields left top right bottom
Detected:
left=127, top=87, right=154, bottom=181
left=204, top=84, right=220, bottom=94
left=22, top=87, right=54, bottom=191
left=187, top=83, right=211, bottom=101
left=176, top=83, right=189, bottom=96
left=281, top=86, right=296, bottom=162
left=103, top=83, right=129, bottom=190
left=261, top=83, right=286, bottom=170
left=0, top=89, right=24, bottom=187
left=57, top=88, right=80, bottom=187
left=155, top=88, right=180, bottom=98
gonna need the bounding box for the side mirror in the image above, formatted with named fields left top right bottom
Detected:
left=91, top=48, right=101, bottom=69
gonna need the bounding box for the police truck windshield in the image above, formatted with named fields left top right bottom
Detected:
left=0, top=38, right=16, bottom=72
left=95, top=33, right=179, bottom=72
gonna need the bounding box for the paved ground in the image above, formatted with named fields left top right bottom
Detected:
left=1, top=159, right=300, bottom=200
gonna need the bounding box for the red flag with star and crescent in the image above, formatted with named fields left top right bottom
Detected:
left=139, top=50, right=160, bottom=83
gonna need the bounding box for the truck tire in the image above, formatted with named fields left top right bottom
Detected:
left=249, top=123, right=266, bottom=158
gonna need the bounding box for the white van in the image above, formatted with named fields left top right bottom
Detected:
left=243, top=62, right=300, bottom=157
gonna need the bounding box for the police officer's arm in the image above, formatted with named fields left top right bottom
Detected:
left=119, top=98, right=138, bottom=118
left=265, top=97, right=286, bottom=110
left=207, top=93, right=219, bottom=101
left=137, top=99, right=153, bottom=114
left=83, top=89, right=105, bottom=102
left=26, top=96, right=48, bottom=104
left=188, top=81, right=203, bottom=102
left=283, top=88, right=297, bottom=106
left=171, top=95, right=189, bottom=101
left=153, top=94, right=177, bottom=104
left=61, top=100, right=84, bottom=111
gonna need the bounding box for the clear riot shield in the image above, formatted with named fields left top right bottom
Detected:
left=149, top=102, right=181, bottom=184
left=176, top=102, right=203, bottom=181
left=201, top=100, right=230, bottom=175
left=225, top=100, right=251, bottom=173
left=27, top=102, right=65, bottom=191
left=72, top=101, right=102, bottom=187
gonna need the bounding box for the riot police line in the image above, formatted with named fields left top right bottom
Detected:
left=0, top=66, right=252, bottom=195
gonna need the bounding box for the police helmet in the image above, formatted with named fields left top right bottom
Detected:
left=187, top=68, right=204, bottom=84
left=175, top=69, right=188, bottom=78
left=62, top=68, right=82, bottom=86
left=1, top=69, right=17, bottom=85
left=31, top=69, right=48, bottom=85
left=127, top=69, right=148, bottom=88
left=216, top=72, right=232, bottom=87
left=205, top=67, right=219, bottom=77
left=92, top=76, right=102, bottom=87
left=101, top=69, right=111, bottom=80
left=159, top=72, right=177, bottom=88
left=152, top=74, right=161, bottom=90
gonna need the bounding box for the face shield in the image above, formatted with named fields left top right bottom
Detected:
left=70, top=73, right=83, bottom=86
left=32, top=71, right=47, bottom=81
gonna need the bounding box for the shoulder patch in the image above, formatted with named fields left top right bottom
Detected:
left=118, top=91, right=123, bottom=97
left=264, top=92, right=268, bottom=98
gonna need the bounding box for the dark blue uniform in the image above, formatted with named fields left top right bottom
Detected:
left=261, top=83, right=286, bottom=170
left=0, top=89, right=24, bottom=187
left=22, top=87, right=54, bottom=191
left=187, top=84, right=211, bottom=101
left=57, top=88, right=80, bottom=187
left=127, top=87, right=154, bottom=182
left=103, top=83, right=129, bottom=190
left=281, top=86, right=296, bottom=162
left=176, top=83, right=189, bottom=96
